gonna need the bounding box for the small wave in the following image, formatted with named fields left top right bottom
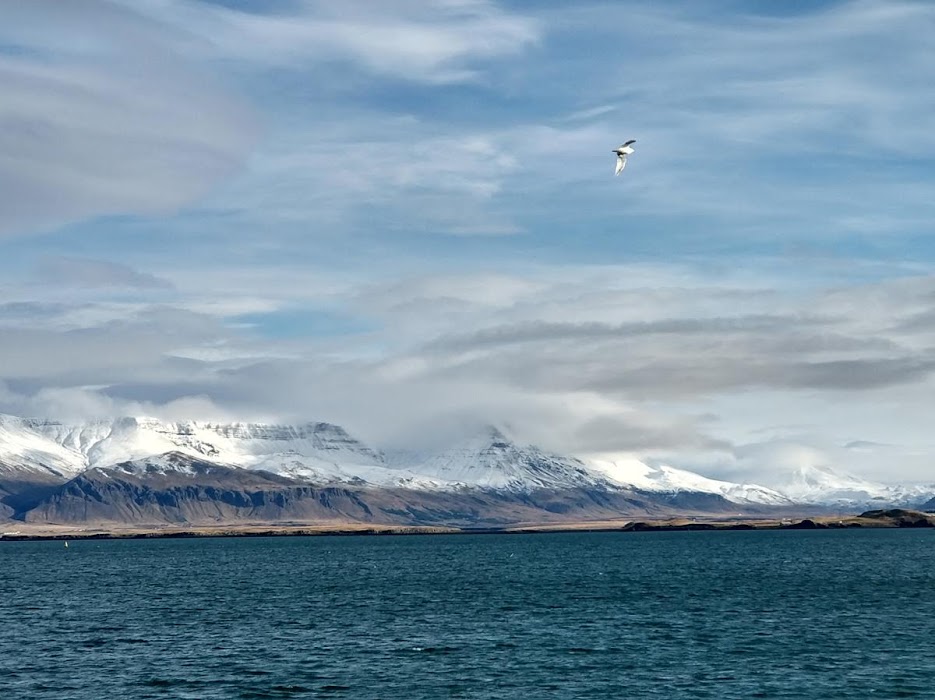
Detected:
left=272, top=684, right=313, bottom=694
left=408, top=645, right=458, bottom=655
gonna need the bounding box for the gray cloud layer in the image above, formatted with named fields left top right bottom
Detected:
left=0, top=0, right=255, bottom=237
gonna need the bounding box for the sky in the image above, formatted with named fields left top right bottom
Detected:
left=1, top=0, right=935, bottom=487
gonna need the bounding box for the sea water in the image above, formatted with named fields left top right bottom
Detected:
left=2, top=529, right=934, bottom=699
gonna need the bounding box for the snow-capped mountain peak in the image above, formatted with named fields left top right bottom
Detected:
left=384, top=426, right=612, bottom=492
left=585, top=455, right=793, bottom=506
left=0, top=414, right=86, bottom=478
left=2, top=415, right=387, bottom=479
left=769, top=463, right=935, bottom=509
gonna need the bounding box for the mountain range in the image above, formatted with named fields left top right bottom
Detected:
left=1, top=414, right=931, bottom=528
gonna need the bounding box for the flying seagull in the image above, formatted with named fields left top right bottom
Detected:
left=613, top=140, right=636, bottom=175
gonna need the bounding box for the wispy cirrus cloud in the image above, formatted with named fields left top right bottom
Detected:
left=122, top=0, right=541, bottom=84
left=0, top=0, right=541, bottom=240
left=0, top=0, right=255, bottom=238
left=216, top=124, right=523, bottom=236
left=503, top=0, right=935, bottom=240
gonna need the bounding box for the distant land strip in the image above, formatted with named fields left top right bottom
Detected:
left=2, top=510, right=934, bottom=541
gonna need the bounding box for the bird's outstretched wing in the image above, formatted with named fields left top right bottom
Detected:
left=615, top=154, right=627, bottom=175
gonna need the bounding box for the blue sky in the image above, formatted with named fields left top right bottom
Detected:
left=1, top=0, right=935, bottom=486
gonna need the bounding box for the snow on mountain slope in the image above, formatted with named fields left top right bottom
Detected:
left=6, top=416, right=447, bottom=489
left=248, top=451, right=452, bottom=489
left=25, top=417, right=197, bottom=470
left=385, top=427, right=616, bottom=492
left=105, top=451, right=211, bottom=478
left=24, top=418, right=385, bottom=472
left=585, top=455, right=792, bottom=506
left=0, top=414, right=85, bottom=477
left=769, top=464, right=935, bottom=508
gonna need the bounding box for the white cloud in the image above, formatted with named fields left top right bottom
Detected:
left=213, top=121, right=524, bottom=236
left=123, top=0, right=541, bottom=84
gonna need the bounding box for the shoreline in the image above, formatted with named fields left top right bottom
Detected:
left=2, top=510, right=933, bottom=541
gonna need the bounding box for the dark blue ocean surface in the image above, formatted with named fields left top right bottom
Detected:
left=2, top=529, right=935, bottom=699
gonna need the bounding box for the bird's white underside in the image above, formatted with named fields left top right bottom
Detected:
left=613, top=141, right=635, bottom=176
